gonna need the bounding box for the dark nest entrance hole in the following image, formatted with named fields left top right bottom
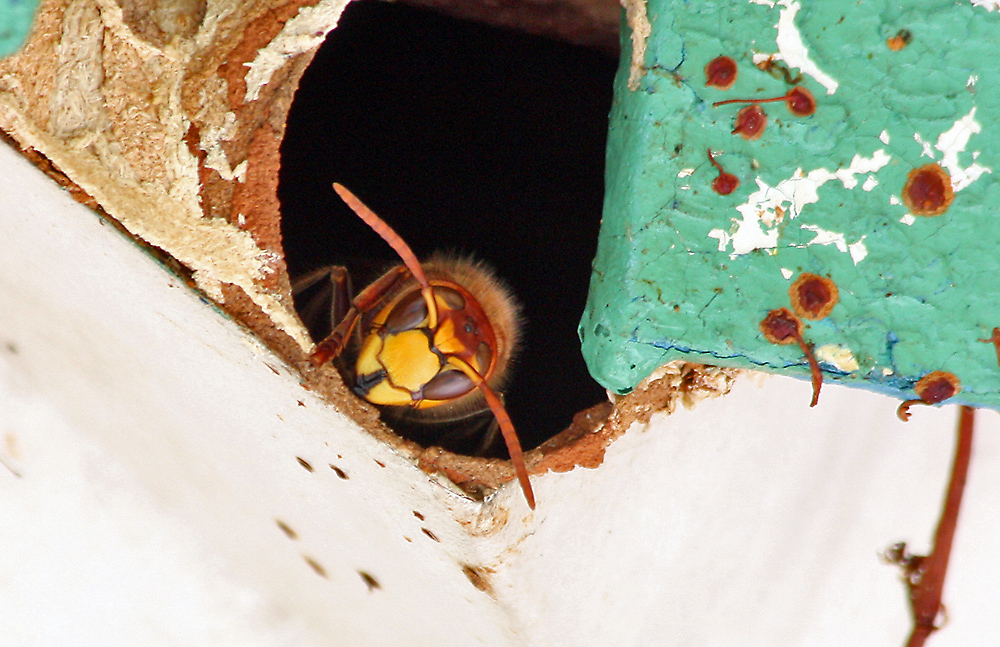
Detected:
left=279, top=0, right=616, bottom=455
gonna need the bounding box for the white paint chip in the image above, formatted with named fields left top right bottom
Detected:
left=879, top=130, right=890, bottom=145
left=780, top=268, right=793, bottom=279
left=816, top=344, right=859, bottom=372
left=935, top=108, right=992, bottom=191
left=709, top=147, right=888, bottom=262
left=971, top=0, right=1000, bottom=11
left=765, top=0, right=840, bottom=94
left=913, top=133, right=936, bottom=158
left=808, top=150, right=892, bottom=190
left=848, top=238, right=869, bottom=264
left=708, top=194, right=780, bottom=255
left=896, top=108, right=993, bottom=209
left=800, top=225, right=868, bottom=265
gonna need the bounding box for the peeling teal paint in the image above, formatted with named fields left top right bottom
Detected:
left=0, top=0, right=39, bottom=58
left=582, top=0, right=1000, bottom=409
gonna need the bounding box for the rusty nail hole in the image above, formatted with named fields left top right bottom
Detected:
left=358, top=571, right=381, bottom=591
left=296, top=457, right=314, bottom=472
left=275, top=519, right=298, bottom=540
left=782, top=86, right=817, bottom=117
left=760, top=307, right=802, bottom=345
left=902, top=164, right=953, bottom=216
left=887, top=29, right=912, bottom=51
left=897, top=371, right=961, bottom=421
left=707, top=149, right=739, bottom=195
left=789, top=273, right=839, bottom=320
left=304, top=556, right=327, bottom=578
left=329, top=464, right=349, bottom=479
left=704, top=56, right=738, bottom=90
left=731, top=105, right=766, bottom=140
left=421, top=527, right=440, bottom=542
left=760, top=308, right=823, bottom=407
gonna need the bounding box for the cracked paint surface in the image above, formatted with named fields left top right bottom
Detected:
left=582, top=0, right=1000, bottom=409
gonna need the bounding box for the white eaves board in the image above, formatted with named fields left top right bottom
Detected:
left=0, top=142, right=522, bottom=646
left=1, top=141, right=999, bottom=646
left=501, top=378, right=1000, bottom=646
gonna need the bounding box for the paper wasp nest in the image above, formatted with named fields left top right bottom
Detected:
left=0, top=0, right=345, bottom=361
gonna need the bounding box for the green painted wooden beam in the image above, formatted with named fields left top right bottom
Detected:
left=0, top=0, right=39, bottom=58
left=581, top=0, right=1000, bottom=409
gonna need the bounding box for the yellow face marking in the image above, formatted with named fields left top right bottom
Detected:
left=364, top=379, right=413, bottom=406
left=377, top=329, right=440, bottom=392
left=355, top=334, right=385, bottom=378
left=432, top=318, right=466, bottom=356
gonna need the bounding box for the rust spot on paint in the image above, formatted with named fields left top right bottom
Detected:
left=783, top=87, right=816, bottom=117
left=275, top=519, right=298, bottom=540
left=760, top=308, right=802, bottom=345
left=731, top=105, right=767, bottom=140
left=789, top=273, right=839, bottom=320
left=902, top=164, right=953, bottom=216
left=707, top=149, right=739, bottom=195
left=358, top=571, right=381, bottom=591
left=413, top=510, right=425, bottom=521
left=421, top=527, right=440, bottom=542
left=462, top=564, right=495, bottom=595
left=374, top=459, right=386, bottom=468
left=760, top=308, right=823, bottom=407
left=916, top=372, right=961, bottom=404
left=897, top=371, right=961, bottom=421
left=756, top=56, right=802, bottom=85
left=329, top=464, right=349, bottom=479
left=704, top=56, right=738, bottom=90
left=304, top=556, right=327, bottom=578
left=886, top=29, right=912, bottom=51
left=714, top=86, right=815, bottom=117
left=296, top=457, right=314, bottom=472
left=978, top=328, right=1000, bottom=366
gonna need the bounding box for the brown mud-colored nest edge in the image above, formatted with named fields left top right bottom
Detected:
left=0, top=0, right=732, bottom=501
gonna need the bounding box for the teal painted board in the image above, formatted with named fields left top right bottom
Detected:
left=0, top=0, right=39, bottom=58
left=581, top=0, right=1000, bottom=410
